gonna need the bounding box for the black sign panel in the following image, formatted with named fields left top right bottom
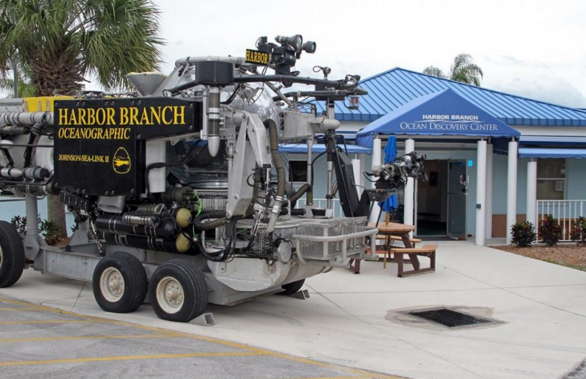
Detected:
left=245, top=49, right=270, bottom=65
left=53, top=97, right=202, bottom=196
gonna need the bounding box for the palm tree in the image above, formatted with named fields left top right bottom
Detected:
left=0, top=66, right=37, bottom=98
left=422, top=54, right=483, bottom=86
left=0, top=0, right=164, bottom=237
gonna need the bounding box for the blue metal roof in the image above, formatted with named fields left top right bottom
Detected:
left=519, top=148, right=586, bottom=159
left=519, top=136, right=586, bottom=146
left=279, top=143, right=371, bottom=154
left=356, top=89, right=520, bottom=147
left=318, top=68, right=586, bottom=126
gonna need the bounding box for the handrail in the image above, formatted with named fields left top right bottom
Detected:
left=536, top=200, right=586, bottom=241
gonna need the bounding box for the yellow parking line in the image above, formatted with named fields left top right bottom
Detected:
left=0, top=351, right=264, bottom=367
left=0, top=298, right=52, bottom=307
left=0, top=333, right=174, bottom=343
left=0, top=320, right=92, bottom=325
left=0, top=307, right=46, bottom=311
left=0, top=297, right=404, bottom=378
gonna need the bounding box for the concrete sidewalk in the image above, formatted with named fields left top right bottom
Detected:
left=2, top=240, right=586, bottom=379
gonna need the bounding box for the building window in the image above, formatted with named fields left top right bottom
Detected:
left=289, top=160, right=308, bottom=182
left=537, top=159, right=565, bottom=200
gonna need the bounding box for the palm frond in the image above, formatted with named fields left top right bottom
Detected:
left=0, top=0, right=164, bottom=95
left=449, top=54, right=483, bottom=87
left=422, top=66, right=445, bottom=78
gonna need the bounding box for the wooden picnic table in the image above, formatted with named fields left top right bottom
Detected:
left=350, top=222, right=418, bottom=274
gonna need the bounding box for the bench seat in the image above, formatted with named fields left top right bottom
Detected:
left=391, top=244, right=437, bottom=277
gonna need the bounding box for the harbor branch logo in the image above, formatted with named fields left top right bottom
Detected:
left=399, top=114, right=499, bottom=132
left=113, top=147, right=131, bottom=175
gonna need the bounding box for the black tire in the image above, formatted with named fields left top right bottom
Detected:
left=280, top=279, right=305, bottom=296
left=92, top=252, right=147, bottom=313
left=149, top=260, right=208, bottom=323
left=0, top=221, right=25, bottom=288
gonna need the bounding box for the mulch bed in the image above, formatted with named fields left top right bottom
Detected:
left=491, top=244, right=586, bottom=271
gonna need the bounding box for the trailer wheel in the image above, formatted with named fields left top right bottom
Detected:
left=149, top=260, right=207, bottom=322
left=92, top=252, right=147, bottom=313
left=279, top=279, right=305, bottom=296
left=0, top=221, right=25, bottom=288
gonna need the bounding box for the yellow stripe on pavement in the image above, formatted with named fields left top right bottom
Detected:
left=0, top=296, right=404, bottom=379
left=0, top=351, right=265, bottom=367
left=0, top=320, right=92, bottom=325
left=0, top=333, right=174, bottom=343
left=0, top=307, right=46, bottom=311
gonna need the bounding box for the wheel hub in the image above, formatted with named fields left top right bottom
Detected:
left=100, top=267, right=125, bottom=302
left=166, top=284, right=183, bottom=305
left=108, top=274, right=124, bottom=296
left=156, top=276, right=184, bottom=314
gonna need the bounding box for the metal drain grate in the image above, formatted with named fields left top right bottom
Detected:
left=406, top=308, right=494, bottom=328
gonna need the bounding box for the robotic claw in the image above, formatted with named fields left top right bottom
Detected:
left=374, top=151, right=427, bottom=201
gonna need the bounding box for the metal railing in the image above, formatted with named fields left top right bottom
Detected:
left=536, top=200, right=586, bottom=241
left=296, top=198, right=343, bottom=218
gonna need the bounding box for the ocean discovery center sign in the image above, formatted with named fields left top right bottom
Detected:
left=400, top=114, right=500, bottom=132
left=356, top=89, right=520, bottom=147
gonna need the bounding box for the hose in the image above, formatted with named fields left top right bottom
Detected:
left=265, top=119, right=285, bottom=233
left=192, top=211, right=226, bottom=231
left=288, top=183, right=312, bottom=209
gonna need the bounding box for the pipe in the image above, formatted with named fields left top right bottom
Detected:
left=0, top=126, right=29, bottom=135
left=104, top=233, right=192, bottom=254
left=15, top=183, right=48, bottom=196
left=207, top=87, right=221, bottom=157
left=162, top=186, right=194, bottom=204
left=192, top=211, right=226, bottom=231
left=265, top=119, right=285, bottom=233
left=0, top=112, right=53, bottom=127
left=291, top=208, right=306, bottom=216
left=95, top=215, right=178, bottom=238
left=288, top=183, right=312, bottom=207
left=23, top=167, right=50, bottom=181
left=306, top=137, right=314, bottom=205
left=175, top=56, right=247, bottom=67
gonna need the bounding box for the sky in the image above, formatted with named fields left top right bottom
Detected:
left=150, top=0, right=586, bottom=108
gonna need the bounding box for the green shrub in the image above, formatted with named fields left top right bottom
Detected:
left=571, top=217, right=586, bottom=246
left=10, top=215, right=29, bottom=240
left=510, top=221, right=537, bottom=247
left=539, top=215, right=562, bottom=247
left=39, top=219, right=61, bottom=246
left=10, top=214, right=62, bottom=246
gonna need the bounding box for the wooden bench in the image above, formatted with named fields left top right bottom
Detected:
left=387, top=235, right=422, bottom=245
left=363, top=236, right=423, bottom=270
left=392, top=244, right=437, bottom=277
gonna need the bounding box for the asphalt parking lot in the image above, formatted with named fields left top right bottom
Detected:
left=0, top=295, right=402, bottom=379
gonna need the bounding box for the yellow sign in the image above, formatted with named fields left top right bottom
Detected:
left=57, top=127, right=131, bottom=140
left=57, top=154, right=109, bottom=163
left=58, top=106, right=186, bottom=127
left=113, top=147, right=131, bottom=174
left=245, top=49, right=270, bottom=65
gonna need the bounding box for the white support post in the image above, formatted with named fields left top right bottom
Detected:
left=485, top=142, right=494, bottom=239
left=404, top=139, right=415, bottom=230
left=526, top=160, right=537, bottom=227
left=506, top=140, right=518, bottom=244
left=352, top=157, right=363, bottom=198
left=369, top=138, right=382, bottom=223
left=475, top=140, right=487, bottom=246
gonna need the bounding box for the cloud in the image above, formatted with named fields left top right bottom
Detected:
left=480, top=54, right=586, bottom=108
left=487, top=76, right=586, bottom=108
